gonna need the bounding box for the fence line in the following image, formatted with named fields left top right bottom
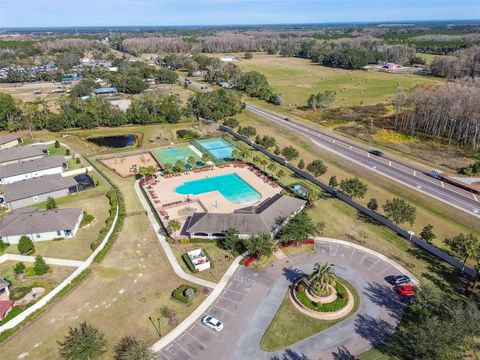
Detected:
left=220, top=124, right=477, bottom=278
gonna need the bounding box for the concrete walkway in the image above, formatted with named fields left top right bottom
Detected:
left=0, top=254, right=84, bottom=268
left=134, top=180, right=217, bottom=289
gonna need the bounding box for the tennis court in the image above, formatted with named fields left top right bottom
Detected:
left=152, top=145, right=203, bottom=169
left=194, top=137, right=239, bottom=160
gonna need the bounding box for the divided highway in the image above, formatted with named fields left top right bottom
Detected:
left=180, top=76, right=480, bottom=218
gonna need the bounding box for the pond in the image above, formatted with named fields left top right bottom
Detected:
left=87, top=134, right=137, bottom=148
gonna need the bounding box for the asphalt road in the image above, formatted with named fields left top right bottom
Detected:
left=179, top=76, right=480, bottom=218
left=155, top=240, right=412, bottom=360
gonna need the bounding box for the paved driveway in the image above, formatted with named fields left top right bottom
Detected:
left=156, top=240, right=411, bottom=360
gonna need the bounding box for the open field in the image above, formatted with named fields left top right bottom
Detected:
left=234, top=53, right=442, bottom=108
left=236, top=111, right=480, bottom=264
left=0, top=151, right=208, bottom=359
left=0, top=81, right=68, bottom=102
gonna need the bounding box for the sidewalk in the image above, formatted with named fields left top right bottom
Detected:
left=134, top=180, right=217, bottom=289
left=0, top=254, right=84, bottom=268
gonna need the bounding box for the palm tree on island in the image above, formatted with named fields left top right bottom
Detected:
left=309, top=262, right=337, bottom=296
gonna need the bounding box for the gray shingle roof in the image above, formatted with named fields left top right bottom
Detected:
left=0, top=208, right=83, bottom=237
left=0, top=145, right=48, bottom=164
left=2, top=174, right=78, bottom=202
left=0, top=156, right=66, bottom=179
left=0, top=134, right=21, bottom=146
left=186, top=194, right=306, bottom=235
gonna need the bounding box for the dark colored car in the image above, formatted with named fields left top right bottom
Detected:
left=395, top=285, right=416, bottom=297
left=370, top=150, right=384, bottom=156
left=385, top=275, right=411, bottom=286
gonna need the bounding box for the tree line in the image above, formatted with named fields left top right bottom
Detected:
left=395, top=78, right=480, bottom=150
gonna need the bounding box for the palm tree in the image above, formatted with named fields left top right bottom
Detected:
left=231, top=149, right=241, bottom=160
left=276, top=169, right=286, bottom=181
left=260, top=159, right=268, bottom=171
left=201, top=153, right=211, bottom=164
left=309, top=262, right=337, bottom=296
left=167, top=220, right=181, bottom=235
left=267, top=162, right=277, bottom=175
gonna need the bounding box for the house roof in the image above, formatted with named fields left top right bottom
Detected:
left=0, top=145, right=48, bottom=164
left=0, top=207, right=83, bottom=237
left=2, top=174, right=78, bottom=203
left=0, top=134, right=21, bottom=146
left=186, top=194, right=306, bottom=235
left=0, top=278, right=10, bottom=291
left=0, top=156, right=66, bottom=179
left=0, top=300, right=14, bottom=318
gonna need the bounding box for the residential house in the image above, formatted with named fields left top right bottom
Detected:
left=0, top=134, right=22, bottom=150
left=0, top=145, right=48, bottom=166
left=0, top=278, right=10, bottom=299
left=0, top=156, right=67, bottom=184
left=0, top=207, right=83, bottom=244
left=185, top=194, right=306, bottom=239
left=2, top=174, right=79, bottom=209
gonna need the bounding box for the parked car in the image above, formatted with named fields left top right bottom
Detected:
left=395, top=285, right=416, bottom=297
left=201, top=315, right=224, bottom=331
left=386, top=274, right=411, bottom=286
left=370, top=150, right=384, bottom=156
left=201, top=86, right=208, bottom=90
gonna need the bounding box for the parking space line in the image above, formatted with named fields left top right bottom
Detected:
left=368, top=258, right=380, bottom=269
left=358, top=252, right=369, bottom=265
left=159, top=350, right=170, bottom=360
left=350, top=247, right=356, bottom=258
left=218, top=295, right=242, bottom=304
left=184, top=330, right=208, bottom=348
left=212, top=303, right=236, bottom=315
left=199, top=317, right=220, bottom=336
left=165, top=344, right=174, bottom=351
left=226, top=286, right=249, bottom=297
left=174, top=340, right=194, bottom=358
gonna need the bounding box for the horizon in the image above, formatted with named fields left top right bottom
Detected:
left=1, top=0, right=479, bottom=28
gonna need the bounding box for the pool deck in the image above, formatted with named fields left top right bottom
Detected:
left=145, top=166, right=281, bottom=219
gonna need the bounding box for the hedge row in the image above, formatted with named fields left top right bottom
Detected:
left=171, top=284, right=197, bottom=304
left=295, top=281, right=348, bottom=312
left=181, top=253, right=199, bottom=273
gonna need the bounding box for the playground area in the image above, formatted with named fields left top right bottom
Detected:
left=100, top=153, right=159, bottom=177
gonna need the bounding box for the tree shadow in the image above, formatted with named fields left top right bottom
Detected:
left=282, top=266, right=306, bottom=283
left=331, top=346, right=356, bottom=360
left=270, top=348, right=310, bottom=360
left=354, top=313, right=395, bottom=347
left=363, top=282, right=405, bottom=321
left=356, top=211, right=382, bottom=225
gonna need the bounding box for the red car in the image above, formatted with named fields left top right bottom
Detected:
left=395, top=285, right=416, bottom=297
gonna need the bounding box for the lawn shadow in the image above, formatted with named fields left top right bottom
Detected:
left=282, top=266, right=306, bottom=283
left=363, top=282, right=405, bottom=321
left=354, top=313, right=395, bottom=347
left=270, top=348, right=310, bottom=360
left=331, top=346, right=356, bottom=360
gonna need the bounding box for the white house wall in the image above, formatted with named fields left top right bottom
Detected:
left=1, top=165, right=64, bottom=184
left=8, top=188, right=71, bottom=210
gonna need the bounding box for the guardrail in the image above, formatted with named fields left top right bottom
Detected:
left=219, top=124, right=478, bottom=278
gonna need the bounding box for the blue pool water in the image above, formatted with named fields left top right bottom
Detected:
left=175, top=173, right=260, bottom=204
left=197, top=138, right=238, bottom=159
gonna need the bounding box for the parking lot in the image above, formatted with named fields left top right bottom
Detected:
left=156, top=239, right=417, bottom=360
left=155, top=267, right=265, bottom=360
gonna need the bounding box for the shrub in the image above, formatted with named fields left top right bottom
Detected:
left=172, top=285, right=197, bottom=304
left=0, top=239, right=9, bottom=252
left=18, top=236, right=34, bottom=254
left=14, top=262, right=25, bottom=275
left=181, top=253, right=199, bottom=273
left=75, top=157, right=81, bottom=164
left=54, top=140, right=60, bottom=148
left=296, top=282, right=306, bottom=292
left=34, top=256, right=50, bottom=276
left=9, top=286, right=32, bottom=301
left=65, top=148, right=71, bottom=156
left=176, top=129, right=200, bottom=140
left=295, top=281, right=349, bottom=312
left=46, top=196, right=57, bottom=210
left=81, top=212, right=95, bottom=227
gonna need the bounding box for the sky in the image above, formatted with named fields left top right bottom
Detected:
left=0, top=0, right=479, bottom=28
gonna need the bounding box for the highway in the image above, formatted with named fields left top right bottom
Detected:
left=180, top=76, right=480, bottom=218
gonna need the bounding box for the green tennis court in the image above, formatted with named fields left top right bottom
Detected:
left=152, top=145, right=203, bottom=169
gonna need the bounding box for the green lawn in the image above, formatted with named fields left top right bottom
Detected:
left=281, top=244, right=315, bottom=256
left=260, top=279, right=359, bottom=351
left=235, top=53, right=442, bottom=108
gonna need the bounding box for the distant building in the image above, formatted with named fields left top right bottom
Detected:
left=383, top=62, right=400, bottom=71
left=0, top=156, right=67, bottom=185
left=94, top=87, right=118, bottom=95
left=219, top=56, right=234, bottom=62
left=2, top=174, right=79, bottom=210
left=219, top=81, right=233, bottom=89
left=0, top=145, right=48, bottom=166
left=185, top=194, right=306, bottom=239
left=62, top=76, right=82, bottom=83
left=0, top=134, right=22, bottom=150
left=0, top=207, right=83, bottom=244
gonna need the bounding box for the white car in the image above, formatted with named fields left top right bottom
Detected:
left=201, top=315, right=224, bottom=331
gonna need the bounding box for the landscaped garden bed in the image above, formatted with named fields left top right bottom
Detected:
left=171, top=285, right=197, bottom=304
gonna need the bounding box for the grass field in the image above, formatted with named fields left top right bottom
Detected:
left=235, top=53, right=442, bottom=108
left=237, top=111, right=480, bottom=263
left=0, top=152, right=210, bottom=359
left=260, top=279, right=360, bottom=351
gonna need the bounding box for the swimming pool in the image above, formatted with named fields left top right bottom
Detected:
left=195, top=138, right=238, bottom=160
left=175, top=173, right=261, bottom=205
